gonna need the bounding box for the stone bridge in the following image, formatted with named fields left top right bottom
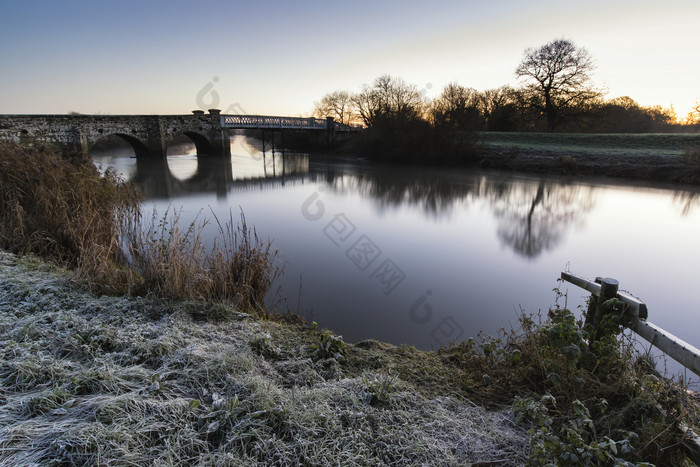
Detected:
left=0, top=109, right=231, bottom=157
left=0, top=110, right=357, bottom=158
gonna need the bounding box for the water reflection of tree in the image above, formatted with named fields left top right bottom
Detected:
left=672, top=190, right=700, bottom=216
left=320, top=166, right=483, bottom=217
left=319, top=168, right=597, bottom=257
left=489, top=180, right=596, bottom=258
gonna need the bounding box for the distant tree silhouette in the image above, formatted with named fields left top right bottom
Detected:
left=352, top=75, right=425, bottom=128
left=429, top=83, right=482, bottom=130
left=515, top=39, right=601, bottom=132
left=592, top=96, right=680, bottom=132
left=686, top=102, right=700, bottom=126
left=477, top=86, right=523, bottom=131
left=313, top=90, right=357, bottom=125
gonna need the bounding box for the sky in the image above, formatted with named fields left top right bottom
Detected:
left=1, top=0, right=698, bottom=119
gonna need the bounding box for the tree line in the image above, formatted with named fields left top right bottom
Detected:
left=314, top=39, right=698, bottom=134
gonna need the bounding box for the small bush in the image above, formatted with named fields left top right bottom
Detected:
left=558, top=154, right=579, bottom=174
left=308, top=322, right=346, bottom=362
left=440, top=296, right=696, bottom=465
left=355, top=118, right=479, bottom=165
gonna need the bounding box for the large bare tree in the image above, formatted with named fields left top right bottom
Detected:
left=515, top=39, right=601, bottom=131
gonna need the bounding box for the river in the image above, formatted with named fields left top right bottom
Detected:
left=92, top=134, right=700, bottom=379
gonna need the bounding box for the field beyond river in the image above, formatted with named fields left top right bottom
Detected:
left=478, top=132, right=700, bottom=185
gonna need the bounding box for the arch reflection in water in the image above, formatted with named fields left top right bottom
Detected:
left=91, top=135, right=311, bottom=200
left=91, top=135, right=138, bottom=179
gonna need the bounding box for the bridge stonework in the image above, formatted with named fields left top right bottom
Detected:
left=0, top=109, right=230, bottom=157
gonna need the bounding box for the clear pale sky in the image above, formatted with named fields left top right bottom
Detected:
left=1, top=0, right=698, bottom=119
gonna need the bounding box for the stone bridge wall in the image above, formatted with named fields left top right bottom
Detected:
left=0, top=110, right=230, bottom=157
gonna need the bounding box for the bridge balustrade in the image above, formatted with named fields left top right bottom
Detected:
left=221, top=115, right=327, bottom=130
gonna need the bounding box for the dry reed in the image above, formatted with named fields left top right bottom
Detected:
left=123, top=206, right=281, bottom=312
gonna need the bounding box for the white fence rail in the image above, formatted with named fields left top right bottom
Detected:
left=221, top=115, right=327, bottom=130
left=561, top=271, right=700, bottom=376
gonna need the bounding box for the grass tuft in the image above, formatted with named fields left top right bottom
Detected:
left=123, top=206, right=281, bottom=314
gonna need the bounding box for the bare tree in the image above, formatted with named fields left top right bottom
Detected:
left=685, top=102, right=700, bottom=125
left=429, top=82, right=481, bottom=129
left=313, top=90, right=356, bottom=125
left=515, top=39, right=601, bottom=132
left=352, top=75, right=425, bottom=127
left=477, top=86, right=520, bottom=130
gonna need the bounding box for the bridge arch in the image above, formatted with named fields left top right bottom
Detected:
left=90, top=133, right=151, bottom=157
left=177, top=131, right=216, bottom=156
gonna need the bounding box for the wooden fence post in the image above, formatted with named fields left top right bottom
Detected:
left=594, top=277, right=620, bottom=326
left=585, top=277, right=619, bottom=343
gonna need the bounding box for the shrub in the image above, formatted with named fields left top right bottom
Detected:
left=440, top=295, right=695, bottom=465
left=356, top=119, right=478, bottom=165
left=558, top=154, right=579, bottom=174
left=308, top=322, right=345, bottom=362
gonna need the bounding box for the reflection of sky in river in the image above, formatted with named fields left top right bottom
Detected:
left=92, top=136, right=700, bottom=382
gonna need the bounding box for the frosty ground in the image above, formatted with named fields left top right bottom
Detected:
left=0, top=251, right=528, bottom=465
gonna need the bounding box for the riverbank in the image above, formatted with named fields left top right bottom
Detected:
left=0, top=251, right=529, bottom=465
left=478, top=132, right=700, bottom=185
left=3, top=252, right=700, bottom=465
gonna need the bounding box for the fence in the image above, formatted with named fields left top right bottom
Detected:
left=560, top=271, right=700, bottom=376
left=561, top=271, right=700, bottom=463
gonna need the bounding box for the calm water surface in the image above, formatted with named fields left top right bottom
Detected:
left=93, top=135, right=700, bottom=377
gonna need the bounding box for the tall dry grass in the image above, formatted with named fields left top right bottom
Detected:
left=0, top=140, right=141, bottom=293
left=0, top=139, right=281, bottom=311
left=123, top=207, right=281, bottom=312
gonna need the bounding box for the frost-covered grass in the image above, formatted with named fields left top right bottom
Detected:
left=479, top=132, right=700, bottom=158
left=0, top=252, right=529, bottom=465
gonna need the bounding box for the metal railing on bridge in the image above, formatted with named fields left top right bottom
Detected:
left=220, top=115, right=363, bottom=132
left=221, top=115, right=327, bottom=130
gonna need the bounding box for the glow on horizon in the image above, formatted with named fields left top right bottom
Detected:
left=0, top=0, right=697, bottom=120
